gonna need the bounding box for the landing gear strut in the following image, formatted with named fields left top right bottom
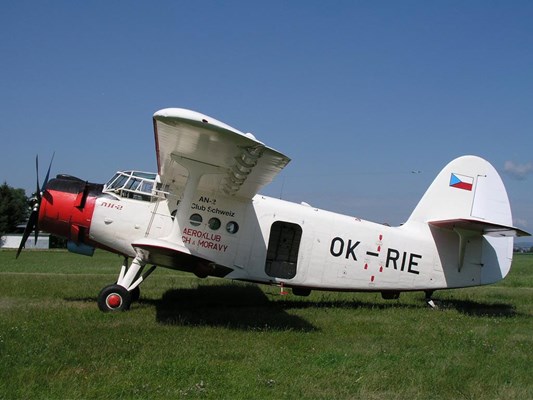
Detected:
left=425, top=290, right=437, bottom=309
left=97, top=256, right=156, bottom=312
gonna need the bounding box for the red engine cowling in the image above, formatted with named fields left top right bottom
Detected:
left=39, top=176, right=103, bottom=246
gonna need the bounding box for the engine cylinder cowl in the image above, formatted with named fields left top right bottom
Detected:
left=39, top=177, right=103, bottom=244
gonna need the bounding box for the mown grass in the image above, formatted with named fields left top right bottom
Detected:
left=0, top=250, right=531, bottom=399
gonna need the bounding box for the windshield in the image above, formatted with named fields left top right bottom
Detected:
left=104, top=171, right=161, bottom=201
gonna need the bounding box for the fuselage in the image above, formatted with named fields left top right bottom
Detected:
left=38, top=171, right=513, bottom=294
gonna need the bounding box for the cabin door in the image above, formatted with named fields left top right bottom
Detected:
left=265, top=221, right=302, bottom=279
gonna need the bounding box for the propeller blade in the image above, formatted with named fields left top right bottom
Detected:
left=42, top=152, right=55, bottom=192
left=35, top=155, right=41, bottom=202
left=16, top=153, right=54, bottom=259
left=34, top=211, right=40, bottom=245
left=16, top=209, right=39, bottom=259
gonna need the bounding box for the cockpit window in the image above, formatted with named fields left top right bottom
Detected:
left=105, top=173, right=121, bottom=188
left=141, top=181, right=154, bottom=193
left=124, top=178, right=141, bottom=191
left=107, top=174, right=128, bottom=190
left=103, top=170, right=163, bottom=202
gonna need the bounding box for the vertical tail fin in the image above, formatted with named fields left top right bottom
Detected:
left=406, top=156, right=528, bottom=285
left=408, top=156, right=515, bottom=228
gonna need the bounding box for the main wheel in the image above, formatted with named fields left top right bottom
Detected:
left=97, top=284, right=132, bottom=312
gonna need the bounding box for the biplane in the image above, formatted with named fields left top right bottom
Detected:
left=17, top=108, right=529, bottom=311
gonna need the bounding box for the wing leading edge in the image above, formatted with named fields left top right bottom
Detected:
left=153, top=108, right=290, bottom=199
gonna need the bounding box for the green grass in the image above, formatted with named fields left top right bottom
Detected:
left=0, top=250, right=532, bottom=399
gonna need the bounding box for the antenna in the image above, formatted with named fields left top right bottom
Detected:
left=279, top=176, right=286, bottom=200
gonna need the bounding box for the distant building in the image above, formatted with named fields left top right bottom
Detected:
left=0, top=223, right=50, bottom=250
left=0, top=233, right=50, bottom=249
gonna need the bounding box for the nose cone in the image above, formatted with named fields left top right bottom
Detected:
left=39, top=176, right=103, bottom=243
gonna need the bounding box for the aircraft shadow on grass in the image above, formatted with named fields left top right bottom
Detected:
left=145, top=284, right=318, bottom=331
left=147, top=286, right=520, bottom=330
left=436, top=299, right=518, bottom=318
left=65, top=284, right=520, bottom=329
left=141, top=284, right=416, bottom=330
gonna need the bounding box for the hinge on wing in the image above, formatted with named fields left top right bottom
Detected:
left=223, top=145, right=264, bottom=196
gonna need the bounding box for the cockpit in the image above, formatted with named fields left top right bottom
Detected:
left=103, top=171, right=164, bottom=202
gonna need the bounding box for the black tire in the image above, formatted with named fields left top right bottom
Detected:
left=292, top=287, right=312, bottom=297
left=130, top=286, right=141, bottom=303
left=97, top=284, right=132, bottom=312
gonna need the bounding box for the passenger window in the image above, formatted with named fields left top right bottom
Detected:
left=208, top=218, right=221, bottom=230
left=190, top=214, right=203, bottom=227
left=226, top=221, right=239, bottom=234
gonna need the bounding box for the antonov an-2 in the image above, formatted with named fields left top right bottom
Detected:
left=17, top=108, right=530, bottom=311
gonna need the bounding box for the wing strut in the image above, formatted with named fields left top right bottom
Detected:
left=164, top=155, right=225, bottom=243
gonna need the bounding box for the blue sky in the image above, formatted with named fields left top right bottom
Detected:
left=1, top=1, right=532, bottom=237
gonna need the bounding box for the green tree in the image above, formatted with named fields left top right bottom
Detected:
left=0, top=183, right=28, bottom=236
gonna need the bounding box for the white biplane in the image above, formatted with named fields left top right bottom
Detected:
left=17, top=108, right=529, bottom=311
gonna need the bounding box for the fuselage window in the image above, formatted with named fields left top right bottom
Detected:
left=190, top=213, right=203, bottom=227
left=226, top=221, right=239, bottom=234
left=208, top=217, right=221, bottom=230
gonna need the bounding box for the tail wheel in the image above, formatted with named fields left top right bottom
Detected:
left=98, top=284, right=132, bottom=312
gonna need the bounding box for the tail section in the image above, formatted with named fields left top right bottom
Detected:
left=409, top=156, right=514, bottom=228
left=406, top=156, right=529, bottom=286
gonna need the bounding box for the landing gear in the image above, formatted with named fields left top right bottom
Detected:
left=425, top=290, right=437, bottom=309
left=98, top=284, right=132, bottom=312
left=97, top=256, right=156, bottom=312
left=130, top=286, right=141, bottom=303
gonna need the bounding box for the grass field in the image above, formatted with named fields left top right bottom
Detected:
left=0, top=250, right=532, bottom=399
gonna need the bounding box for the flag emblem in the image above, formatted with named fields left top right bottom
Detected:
left=449, top=173, right=474, bottom=191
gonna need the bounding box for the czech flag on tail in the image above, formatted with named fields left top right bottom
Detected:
left=449, top=173, right=474, bottom=191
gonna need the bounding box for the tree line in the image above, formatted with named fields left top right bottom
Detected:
left=0, top=182, right=28, bottom=236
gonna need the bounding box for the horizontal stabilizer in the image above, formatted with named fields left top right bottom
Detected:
left=429, top=218, right=530, bottom=237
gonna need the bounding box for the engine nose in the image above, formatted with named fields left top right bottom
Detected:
left=39, top=176, right=103, bottom=244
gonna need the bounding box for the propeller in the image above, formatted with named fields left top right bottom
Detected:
left=16, top=154, right=54, bottom=258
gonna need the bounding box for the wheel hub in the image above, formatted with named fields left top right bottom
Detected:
left=106, top=293, right=122, bottom=309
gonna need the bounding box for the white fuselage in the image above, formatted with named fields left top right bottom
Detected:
left=88, top=189, right=512, bottom=292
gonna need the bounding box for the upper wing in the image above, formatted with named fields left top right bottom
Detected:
left=153, top=108, right=290, bottom=199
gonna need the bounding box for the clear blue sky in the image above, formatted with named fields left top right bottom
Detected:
left=1, top=1, right=532, bottom=236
